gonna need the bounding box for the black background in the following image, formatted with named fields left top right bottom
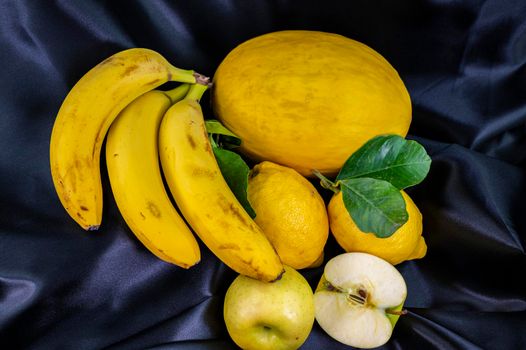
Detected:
left=1, top=1, right=526, bottom=349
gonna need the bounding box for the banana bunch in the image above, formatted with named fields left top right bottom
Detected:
left=104, top=84, right=200, bottom=269
left=50, top=48, right=284, bottom=281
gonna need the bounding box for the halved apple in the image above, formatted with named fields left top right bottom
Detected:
left=314, top=252, right=407, bottom=348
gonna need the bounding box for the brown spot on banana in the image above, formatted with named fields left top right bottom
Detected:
left=198, top=125, right=214, bottom=155
left=187, top=134, right=197, bottom=149
left=244, top=259, right=283, bottom=283
left=146, top=201, right=161, bottom=218
left=145, top=78, right=161, bottom=86
left=120, top=64, right=139, bottom=77
left=218, top=243, right=240, bottom=250
left=191, top=167, right=217, bottom=178
left=240, top=257, right=254, bottom=269
left=216, top=198, right=249, bottom=226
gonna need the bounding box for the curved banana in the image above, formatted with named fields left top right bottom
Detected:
left=105, top=84, right=200, bottom=268
left=158, top=84, right=284, bottom=282
left=50, top=48, right=208, bottom=230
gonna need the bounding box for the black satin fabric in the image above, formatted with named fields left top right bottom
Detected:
left=1, top=1, right=525, bottom=349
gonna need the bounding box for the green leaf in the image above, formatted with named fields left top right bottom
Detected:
left=205, top=119, right=240, bottom=139
left=219, top=135, right=242, bottom=148
left=206, top=119, right=242, bottom=149
left=212, top=146, right=256, bottom=219
left=336, top=135, right=431, bottom=190
left=339, top=177, right=408, bottom=238
left=206, top=119, right=254, bottom=217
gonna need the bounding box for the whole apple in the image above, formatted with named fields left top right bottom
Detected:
left=223, top=265, right=315, bottom=350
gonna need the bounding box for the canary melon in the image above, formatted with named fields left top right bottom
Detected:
left=212, top=30, right=411, bottom=176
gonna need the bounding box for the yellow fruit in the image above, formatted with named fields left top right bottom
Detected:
left=328, top=190, right=426, bottom=265
left=212, top=30, right=411, bottom=176
left=50, top=48, right=200, bottom=230
left=247, top=161, right=329, bottom=269
left=105, top=86, right=200, bottom=269
left=159, top=85, right=284, bottom=282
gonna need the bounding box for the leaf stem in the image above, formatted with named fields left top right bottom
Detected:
left=209, top=134, right=218, bottom=148
left=312, top=169, right=340, bottom=193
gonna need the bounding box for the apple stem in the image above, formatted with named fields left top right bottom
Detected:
left=386, top=309, right=408, bottom=316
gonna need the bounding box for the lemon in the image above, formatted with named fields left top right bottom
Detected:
left=247, top=161, right=329, bottom=269
left=328, top=190, right=426, bottom=265
left=212, top=30, right=411, bottom=176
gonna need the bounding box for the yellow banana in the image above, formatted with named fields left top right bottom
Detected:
left=50, top=48, right=208, bottom=230
left=158, top=84, right=284, bottom=282
left=105, top=84, right=200, bottom=268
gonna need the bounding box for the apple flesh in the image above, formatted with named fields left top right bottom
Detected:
left=314, top=252, right=407, bottom=349
left=224, top=265, right=315, bottom=350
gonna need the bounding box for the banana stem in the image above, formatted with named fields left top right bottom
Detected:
left=193, top=72, right=212, bottom=86
left=167, top=66, right=200, bottom=84
left=186, top=82, right=208, bottom=102
left=163, top=84, right=190, bottom=103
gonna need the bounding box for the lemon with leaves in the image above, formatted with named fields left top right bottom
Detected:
left=328, top=190, right=427, bottom=265
left=212, top=30, right=411, bottom=176
left=248, top=161, right=329, bottom=269
left=313, top=134, right=431, bottom=265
